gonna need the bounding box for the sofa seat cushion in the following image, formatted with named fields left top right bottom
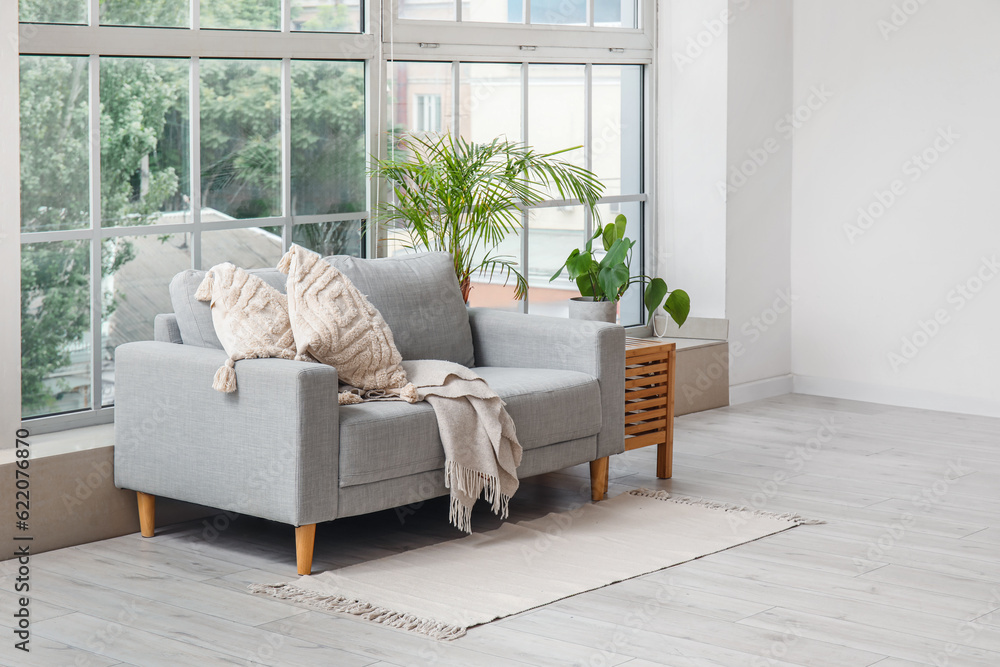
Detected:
left=338, top=367, right=601, bottom=487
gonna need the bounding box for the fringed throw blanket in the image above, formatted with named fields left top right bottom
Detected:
left=339, top=360, right=522, bottom=533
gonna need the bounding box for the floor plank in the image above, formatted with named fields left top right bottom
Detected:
left=739, top=606, right=1000, bottom=667
left=32, top=612, right=250, bottom=667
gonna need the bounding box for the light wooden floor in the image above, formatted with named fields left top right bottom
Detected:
left=4, top=394, right=1000, bottom=667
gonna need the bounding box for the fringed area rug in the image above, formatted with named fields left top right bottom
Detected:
left=250, top=489, right=822, bottom=640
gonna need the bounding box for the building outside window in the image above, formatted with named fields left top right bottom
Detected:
left=414, top=93, right=443, bottom=133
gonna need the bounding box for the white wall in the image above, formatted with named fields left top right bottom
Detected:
left=1, top=6, right=21, bottom=440
left=725, top=0, right=794, bottom=392
left=656, top=0, right=728, bottom=319
left=792, top=0, right=1000, bottom=417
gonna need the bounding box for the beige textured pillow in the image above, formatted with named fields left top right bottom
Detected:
left=277, top=245, right=409, bottom=391
left=195, top=263, right=299, bottom=393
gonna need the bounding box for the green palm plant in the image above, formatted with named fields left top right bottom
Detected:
left=372, top=133, right=604, bottom=301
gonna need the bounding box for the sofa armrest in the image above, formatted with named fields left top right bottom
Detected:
left=114, top=341, right=340, bottom=526
left=153, top=314, right=182, bottom=344
left=468, top=308, right=625, bottom=458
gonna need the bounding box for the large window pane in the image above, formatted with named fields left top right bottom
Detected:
left=398, top=0, right=455, bottom=21
left=595, top=0, right=636, bottom=28
left=531, top=0, right=586, bottom=25
left=592, top=64, right=642, bottom=196
left=467, top=0, right=522, bottom=23
left=202, top=227, right=283, bottom=269
left=201, top=0, right=280, bottom=29
left=291, top=0, right=362, bottom=32
left=390, top=62, right=454, bottom=139
left=292, top=61, right=366, bottom=216
left=102, top=58, right=190, bottom=228
left=293, top=220, right=364, bottom=257
left=200, top=60, right=281, bottom=220
left=528, top=64, right=584, bottom=200
left=527, top=206, right=584, bottom=318
left=459, top=62, right=521, bottom=143
left=102, top=234, right=193, bottom=406
left=19, top=0, right=87, bottom=24
left=20, top=56, right=90, bottom=233
left=100, top=0, right=190, bottom=27
left=21, top=241, right=92, bottom=418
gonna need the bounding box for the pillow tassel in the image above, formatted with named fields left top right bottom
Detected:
left=338, top=391, right=364, bottom=405
left=213, top=357, right=238, bottom=393
left=276, top=249, right=294, bottom=275
left=400, top=383, right=419, bottom=404
left=195, top=270, right=214, bottom=302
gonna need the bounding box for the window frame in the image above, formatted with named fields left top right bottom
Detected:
left=18, top=0, right=657, bottom=434
left=383, top=57, right=651, bottom=317
left=18, top=1, right=383, bottom=434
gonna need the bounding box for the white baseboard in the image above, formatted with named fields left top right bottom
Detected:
left=793, top=375, right=1000, bottom=419
left=729, top=374, right=794, bottom=405
left=728, top=373, right=1000, bottom=419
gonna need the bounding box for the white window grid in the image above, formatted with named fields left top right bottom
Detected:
left=18, top=0, right=656, bottom=433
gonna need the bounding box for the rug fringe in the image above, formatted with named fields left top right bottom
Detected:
left=628, top=488, right=826, bottom=525
left=248, top=583, right=467, bottom=640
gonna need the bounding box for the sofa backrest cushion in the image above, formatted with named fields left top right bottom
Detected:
left=169, top=268, right=287, bottom=349
left=324, top=252, right=475, bottom=367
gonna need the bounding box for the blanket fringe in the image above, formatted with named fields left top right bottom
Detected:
left=248, top=583, right=467, bottom=641
left=445, top=461, right=511, bottom=527
left=449, top=495, right=474, bottom=534
left=627, top=488, right=826, bottom=526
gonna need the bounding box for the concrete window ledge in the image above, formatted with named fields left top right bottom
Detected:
left=0, top=423, right=114, bottom=465
left=631, top=317, right=731, bottom=416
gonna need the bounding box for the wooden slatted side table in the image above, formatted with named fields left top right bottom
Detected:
left=590, top=337, right=677, bottom=501
left=624, top=337, right=676, bottom=480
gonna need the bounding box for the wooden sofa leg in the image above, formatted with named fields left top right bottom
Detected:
left=590, top=457, right=610, bottom=501
left=137, top=492, right=155, bottom=538
left=295, top=524, right=317, bottom=576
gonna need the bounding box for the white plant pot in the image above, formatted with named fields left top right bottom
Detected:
left=568, top=297, right=618, bottom=324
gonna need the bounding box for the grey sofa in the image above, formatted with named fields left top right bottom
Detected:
left=114, top=252, right=625, bottom=574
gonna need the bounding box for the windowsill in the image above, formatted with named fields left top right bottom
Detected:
left=0, top=423, right=114, bottom=465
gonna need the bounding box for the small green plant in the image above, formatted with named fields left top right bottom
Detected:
left=550, top=214, right=691, bottom=327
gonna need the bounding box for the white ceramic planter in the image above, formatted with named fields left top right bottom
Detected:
left=568, top=297, right=618, bottom=323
